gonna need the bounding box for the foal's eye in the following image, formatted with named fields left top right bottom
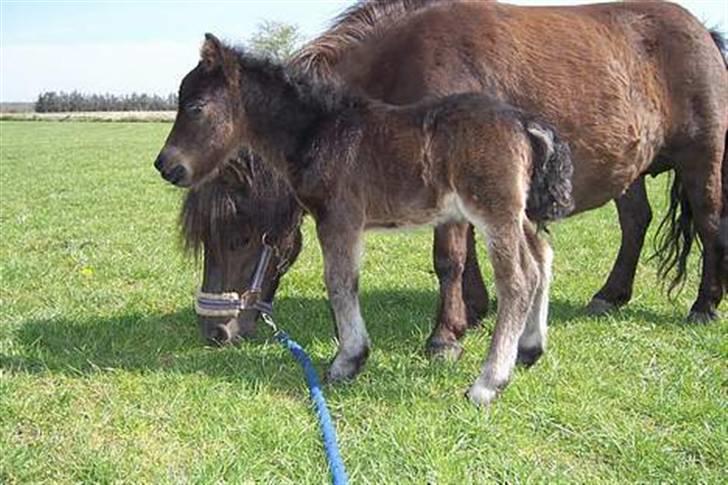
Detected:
left=185, top=101, right=205, bottom=116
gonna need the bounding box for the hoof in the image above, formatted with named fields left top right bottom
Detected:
left=586, top=297, right=619, bottom=316
left=466, top=382, right=498, bottom=407
left=324, top=348, right=369, bottom=384
left=426, top=338, right=464, bottom=361
left=516, top=346, right=544, bottom=367
left=687, top=309, right=718, bottom=324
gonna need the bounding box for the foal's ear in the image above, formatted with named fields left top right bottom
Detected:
left=201, top=33, right=223, bottom=71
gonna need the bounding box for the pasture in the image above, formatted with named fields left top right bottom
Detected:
left=1, top=121, right=726, bottom=483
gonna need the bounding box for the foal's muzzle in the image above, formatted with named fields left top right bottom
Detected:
left=154, top=153, right=189, bottom=187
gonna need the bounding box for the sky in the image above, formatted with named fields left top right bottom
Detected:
left=1, top=0, right=726, bottom=102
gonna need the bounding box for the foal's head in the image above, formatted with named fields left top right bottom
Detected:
left=155, top=34, right=244, bottom=188
left=155, top=33, right=343, bottom=188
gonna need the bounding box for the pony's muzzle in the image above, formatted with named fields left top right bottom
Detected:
left=199, top=314, right=257, bottom=345
left=200, top=317, right=235, bottom=345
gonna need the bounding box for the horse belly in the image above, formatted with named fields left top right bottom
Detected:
left=365, top=192, right=465, bottom=231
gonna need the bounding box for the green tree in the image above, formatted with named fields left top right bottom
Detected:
left=248, top=20, right=303, bottom=61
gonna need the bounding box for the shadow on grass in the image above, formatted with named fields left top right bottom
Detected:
left=2, top=290, right=435, bottom=383
left=1, top=289, right=681, bottom=396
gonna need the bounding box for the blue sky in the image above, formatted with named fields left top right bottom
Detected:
left=1, top=0, right=726, bottom=102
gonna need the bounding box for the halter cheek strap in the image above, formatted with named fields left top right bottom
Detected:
left=194, top=244, right=275, bottom=318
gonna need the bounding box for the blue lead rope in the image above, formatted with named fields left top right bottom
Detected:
left=274, top=330, right=349, bottom=485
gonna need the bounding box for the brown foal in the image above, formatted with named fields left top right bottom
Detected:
left=155, top=36, right=575, bottom=405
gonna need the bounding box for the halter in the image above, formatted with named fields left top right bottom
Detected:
left=194, top=243, right=275, bottom=318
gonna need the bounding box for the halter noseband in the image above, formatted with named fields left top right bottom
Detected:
left=195, top=244, right=275, bottom=318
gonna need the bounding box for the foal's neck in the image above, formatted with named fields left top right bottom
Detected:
left=236, top=56, right=362, bottom=176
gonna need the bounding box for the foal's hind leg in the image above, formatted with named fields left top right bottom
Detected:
left=588, top=178, right=652, bottom=315
left=467, top=220, right=539, bottom=406
left=517, top=223, right=553, bottom=367
left=316, top=221, right=371, bottom=382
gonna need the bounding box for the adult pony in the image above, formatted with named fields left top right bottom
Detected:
left=171, top=0, right=727, bottom=354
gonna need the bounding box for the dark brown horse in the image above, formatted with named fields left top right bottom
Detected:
left=160, top=34, right=578, bottom=404
left=173, top=0, right=727, bottom=354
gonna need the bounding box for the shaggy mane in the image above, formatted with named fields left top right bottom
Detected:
left=235, top=47, right=369, bottom=117
left=179, top=148, right=301, bottom=257
left=290, top=0, right=460, bottom=77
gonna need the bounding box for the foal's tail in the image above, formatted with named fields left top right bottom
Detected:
left=524, top=122, right=575, bottom=222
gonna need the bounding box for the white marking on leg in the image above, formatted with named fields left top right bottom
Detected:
left=457, top=203, right=537, bottom=405
left=519, top=243, right=552, bottom=352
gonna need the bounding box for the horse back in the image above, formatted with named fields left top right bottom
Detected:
left=336, top=1, right=727, bottom=212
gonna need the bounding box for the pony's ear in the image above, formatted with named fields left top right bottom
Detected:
left=201, top=33, right=223, bottom=71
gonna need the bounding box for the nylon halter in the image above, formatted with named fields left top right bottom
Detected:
left=194, top=244, right=275, bottom=318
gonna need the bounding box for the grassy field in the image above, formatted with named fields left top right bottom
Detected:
left=1, top=121, right=726, bottom=483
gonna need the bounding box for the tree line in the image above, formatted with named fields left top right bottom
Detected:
left=34, top=91, right=178, bottom=113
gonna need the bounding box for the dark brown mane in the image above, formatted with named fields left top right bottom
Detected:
left=290, top=0, right=460, bottom=77
left=179, top=148, right=301, bottom=258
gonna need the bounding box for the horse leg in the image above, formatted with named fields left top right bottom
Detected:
left=316, top=221, right=371, bottom=382
left=679, top=147, right=725, bottom=322
left=463, top=224, right=490, bottom=325
left=467, top=220, right=539, bottom=406
left=517, top=223, right=553, bottom=367
left=587, top=178, right=652, bottom=315
left=426, top=222, right=471, bottom=360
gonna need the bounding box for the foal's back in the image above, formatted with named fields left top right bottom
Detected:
left=324, top=93, right=566, bottom=227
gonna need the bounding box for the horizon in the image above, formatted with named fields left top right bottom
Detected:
left=1, top=0, right=726, bottom=103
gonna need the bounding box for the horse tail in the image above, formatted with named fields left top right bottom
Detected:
left=711, top=28, right=728, bottom=291
left=650, top=29, right=728, bottom=297
left=720, top=131, right=728, bottom=294
left=524, top=121, right=575, bottom=222
left=651, top=173, right=696, bottom=297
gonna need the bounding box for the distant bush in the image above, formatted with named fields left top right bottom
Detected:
left=249, top=20, right=303, bottom=61
left=34, top=91, right=178, bottom=113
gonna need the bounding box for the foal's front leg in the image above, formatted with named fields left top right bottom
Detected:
left=317, top=220, right=371, bottom=382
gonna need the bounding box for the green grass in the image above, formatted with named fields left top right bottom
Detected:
left=1, top=121, right=726, bottom=483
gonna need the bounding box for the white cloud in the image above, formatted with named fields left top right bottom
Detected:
left=0, top=41, right=200, bottom=101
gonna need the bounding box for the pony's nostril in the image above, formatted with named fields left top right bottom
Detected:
left=154, top=154, right=165, bottom=171
left=207, top=324, right=232, bottom=345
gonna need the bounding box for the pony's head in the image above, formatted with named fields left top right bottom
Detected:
left=181, top=151, right=303, bottom=344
